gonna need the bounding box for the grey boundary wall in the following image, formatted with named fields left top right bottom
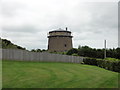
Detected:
left=1, top=49, right=84, bottom=63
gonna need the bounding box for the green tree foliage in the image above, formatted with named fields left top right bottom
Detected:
left=42, top=49, right=46, bottom=52
left=66, top=45, right=120, bottom=59
left=36, top=49, right=42, bottom=52
left=78, top=45, right=120, bottom=59
left=31, top=49, right=47, bottom=52
left=116, top=48, right=120, bottom=59
left=83, top=58, right=120, bottom=72
left=31, top=49, right=36, bottom=52
left=1, top=38, right=26, bottom=50
left=78, top=46, right=93, bottom=57
left=66, top=48, right=78, bottom=55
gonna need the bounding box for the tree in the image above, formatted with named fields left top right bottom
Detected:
left=36, top=49, right=42, bottom=52
left=66, top=48, right=78, bottom=55
left=31, top=49, right=36, bottom=52
left=42, top=49, right=46, bottom=52
left=78, top=46, right=92, bottom=57
left=116, top=48, right=120, bottom=59
left=96, top=49, right=104, bottom=59
left=17, top=46, right=26, bottom=50
left=78, top=45, right=81, bottom=50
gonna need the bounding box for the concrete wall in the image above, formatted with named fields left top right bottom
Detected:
left=2, top=49, right=83, bottom=63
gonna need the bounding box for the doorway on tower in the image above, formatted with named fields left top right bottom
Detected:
left=64, top=44, right=67, bottom=47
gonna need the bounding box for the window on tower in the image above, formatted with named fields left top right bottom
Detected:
left=64, top=44, right=67, bottom=47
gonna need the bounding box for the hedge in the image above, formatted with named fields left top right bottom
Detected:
left=83, top=58, right=120, bottom=73
left=83, top=58, right=97, bottom=66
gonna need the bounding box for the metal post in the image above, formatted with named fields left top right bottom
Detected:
left=104, top=40, right=106, bottom=59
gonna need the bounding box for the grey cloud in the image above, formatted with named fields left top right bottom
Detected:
left=2, top=1, right=26, bottom=17
left=2, top=25, right=40, bottom=33
left=71, top=2, right=118, bottom=33
left=1, top=1, right=118, bottom=49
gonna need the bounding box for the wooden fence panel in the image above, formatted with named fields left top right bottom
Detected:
left=2, top=49, right=83, bottom=63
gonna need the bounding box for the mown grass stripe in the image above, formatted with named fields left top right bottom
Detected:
left=2, top=60, right=119, bottom=88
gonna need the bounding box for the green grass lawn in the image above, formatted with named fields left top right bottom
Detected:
left=2, top=60, right=119, bottom=88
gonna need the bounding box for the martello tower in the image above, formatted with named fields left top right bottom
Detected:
left=47, top=28, right=73, bottom=52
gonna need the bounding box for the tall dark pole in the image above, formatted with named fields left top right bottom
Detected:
left=104, top=40, right=106, bottom=59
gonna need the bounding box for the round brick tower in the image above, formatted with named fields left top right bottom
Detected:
left=47, top=28, right=73, bottom=52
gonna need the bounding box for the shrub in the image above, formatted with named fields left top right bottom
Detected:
left=66, top=48, right=78, bottom=55
left=72, top=53, right=78, bottom=56
left=112, top=61, right=120, bottom=72
left=105, top=58, right=119, bottom=61
left=81, top=62, right=84, bottom=64
left=83, top=58, right=120, bottom=72
left=83, top=58, right=97, bottom=66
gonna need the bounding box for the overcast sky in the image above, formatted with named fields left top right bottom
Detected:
left=1, top=0, right=119, bottom=50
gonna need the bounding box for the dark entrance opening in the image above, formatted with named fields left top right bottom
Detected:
left=64, top=44, right=67, bottom=47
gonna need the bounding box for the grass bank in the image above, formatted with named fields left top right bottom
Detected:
left=2, top=60, right=119, bottom=88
